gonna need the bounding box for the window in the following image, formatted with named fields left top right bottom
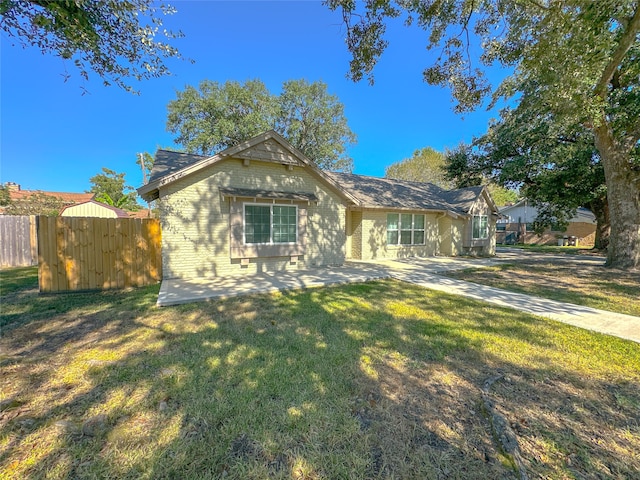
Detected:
left=472, top=215, right=489, bottom=240
left=387, top=213, right=425, bottom=245
left=245, top=204, right=297, bottom=244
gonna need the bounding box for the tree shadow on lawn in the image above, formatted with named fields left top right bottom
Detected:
left=0, top=280, right=638, bottom=479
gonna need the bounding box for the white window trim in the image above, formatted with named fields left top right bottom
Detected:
left=243, top=202, right=298, bottom=245
left=387, top=213, right=426, bottom=246
left=472, top=215, right=489, bottom=240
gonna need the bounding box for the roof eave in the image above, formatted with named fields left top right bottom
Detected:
left=351, top=204, right=463, bottom=218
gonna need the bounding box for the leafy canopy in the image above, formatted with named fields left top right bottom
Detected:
left=88, top=168, right=139, bottom=210
left=1, top=0, right=186, bottom=93
left=327, top=0, right=639, bottom=268
left=385, top=147, right=454, bottom=189
left=444, top=104, right=609, bottom=245
left=166, top=79, right=357, bottom=171
left=2, top=192, right=64, bottom=216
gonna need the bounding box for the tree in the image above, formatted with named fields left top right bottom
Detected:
left=277, top=79, right=356, bottom=171
left=486, top=184, right=519, bottom=208
left=137, top=152, right=154, bottom=184
left=2, top=192, right=64, bottom=216
left=327, top=0, right=640, bottom=268
left=88, top=168, right=139, bottom=210
left=385, top=147, right=453, bottom=189
left=444, top=105, right=610, bottom=248
left=1, top=1, right=185, bottom=93
left=0, top=185, right=10, bottom=206
left=166, top=79, right=357, bottom=171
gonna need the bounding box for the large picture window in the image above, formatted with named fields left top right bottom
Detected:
left=387, top=213, right=426, bottom=245
left=472, top=215, right=489, bottom=240
left=245, top=204, right=297, bottom=244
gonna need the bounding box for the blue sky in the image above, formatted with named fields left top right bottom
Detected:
left=1, top=1, right=507, bottom=195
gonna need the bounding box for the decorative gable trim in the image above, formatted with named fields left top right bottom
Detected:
left=234, top=138, right=302, bottom=166
left=138, top=130, right=358, bottom=205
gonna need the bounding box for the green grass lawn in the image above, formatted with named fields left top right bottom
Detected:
left=446, top=259, right=640, bottom=317
left=1, top=267, right=639, bottom=479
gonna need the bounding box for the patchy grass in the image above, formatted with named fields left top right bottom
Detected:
left=446, top=260, right=640, bottom=317
left=1, top=276, right=639, bottom=479
left=0, top=266, right=38, bottom=297
left=497, top=244, right=603, bottom=256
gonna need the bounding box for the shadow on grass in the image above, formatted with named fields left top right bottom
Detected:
left=1, top=279, right=639, bottom=479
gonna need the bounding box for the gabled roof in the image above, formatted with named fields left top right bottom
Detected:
left=10, top=189, right=94, bottom=204
left=138, top=130, right=358, bottom=203
left=325, top=172, right=492, bottom=216
left=59, top=200, right=129, bottom=218
left=138, top=131, right=496, bottom=216
left=149, top=150, right=207, bottom=183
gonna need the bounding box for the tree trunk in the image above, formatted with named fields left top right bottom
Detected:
left=593, top=125, right=640, bottom=269
left=588, top=198, right=610, bottom=251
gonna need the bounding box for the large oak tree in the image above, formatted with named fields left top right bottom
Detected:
left=166, top=79, right=357, bottom=171
left=327, top=0, right=640, bottom=268
left=1, top=0, right=185, bottom=92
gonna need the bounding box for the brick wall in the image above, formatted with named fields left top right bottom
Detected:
left=159, top=157, right=347, bottom=279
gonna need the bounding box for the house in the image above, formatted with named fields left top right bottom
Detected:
left=497, top=199, right=597, bottom=246
left=137, top=131, right=499, bottom=280
left=1, top=182, right=95, bottom=215
left=60, top=200, right=130, bottom=218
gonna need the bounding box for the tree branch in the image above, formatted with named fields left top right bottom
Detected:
left=594, top=4, right=640, bottom=99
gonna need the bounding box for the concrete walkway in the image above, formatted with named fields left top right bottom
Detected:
left=157, top=255, right=640, bottom=344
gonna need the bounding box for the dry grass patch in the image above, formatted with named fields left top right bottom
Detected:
left=446, top=259, right=640, bottom=316
left=1, top=268, right=639, bottom=479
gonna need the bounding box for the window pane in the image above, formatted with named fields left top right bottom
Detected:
left=472, top=216, right=480, bottom=239
left=413, top=215, right=425, bottom=230
left=245, top=205, right=270, bottom=243
left=387, top=214, right=398, bottom=230
left=400, top=231, right=412, bottom=245
left=272, top=205, right=296, bottom=243
left=413, top=231, right=425, bottom=245
left=400, top=214, right=412, bottom=229
left=387, top=230, right=398, bottom=245
left=481, top=217, right=488, bottom=239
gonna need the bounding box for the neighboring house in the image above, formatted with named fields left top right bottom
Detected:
left=5, top=183, right=94, bottom=205
left=1, top=182, right=95, bottom=215
left=128, top=209, right=154, bottom=219
left=138, top=131, right=499, bottom=280
left=497, top=199, right=597, bottom=246
left=60, top=200, right=130, bottom=218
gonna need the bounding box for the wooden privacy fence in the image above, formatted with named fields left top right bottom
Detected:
left=0, top=215, right=38, bottom=268
left=38, top=217, right=162, bottom=293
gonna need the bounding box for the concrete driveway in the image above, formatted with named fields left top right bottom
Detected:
left=157, top=249, right=639, bottom=343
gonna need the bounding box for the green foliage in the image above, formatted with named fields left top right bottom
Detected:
left=166, top=79, right=356, bottom=171
left=2, top=192, right=64, bottom=216
left=445, top=98, right=610, bottom=247
left=0, top=185, right=10, bottom=206
left=443, top=143, right=485, bottom=188
left=486, top=184, right=518, bottom=207
left=0, top=0, right=186, bottom=93
left=88, top=168, right=139, bottom=210
left=328, top=0, right=640, bottom=267
left=385, top=147, right=453, bottom=189
left=277, top=79, right=356, bottom=172
left=443, top=144, right=519, bottom=207
left=137, top=152, right=154, bottom=184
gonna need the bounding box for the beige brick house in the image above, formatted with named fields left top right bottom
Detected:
left=138, top=131, right=499, bottom=280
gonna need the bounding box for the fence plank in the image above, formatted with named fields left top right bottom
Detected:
left=0, top=215, right=38, bottom=268
left=36, top=217, right=161, bottom=292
